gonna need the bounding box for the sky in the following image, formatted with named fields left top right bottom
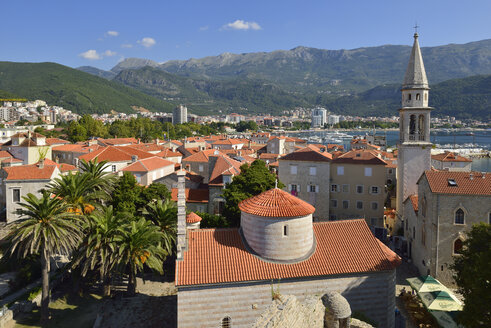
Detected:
left=1, top=0, right=491, bottom=70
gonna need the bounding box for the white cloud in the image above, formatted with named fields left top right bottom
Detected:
left=222, top=20, right=261, bottom=31
left=199, top=25, right=209, bottom=31
left=106, top=30, right=119, bottom=37
left=104, top=50, right=117, bottom=57
left=138, top=37, right=156, bottom=48
left=121, top=43, right=133, bottom=48
left=79, top=49, right=102, bottom=60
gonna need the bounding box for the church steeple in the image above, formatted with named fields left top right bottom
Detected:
left=403, top=33, right=429, bottom=89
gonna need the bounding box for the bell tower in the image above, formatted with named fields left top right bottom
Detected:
left=396, top=32, right=433, bottom=226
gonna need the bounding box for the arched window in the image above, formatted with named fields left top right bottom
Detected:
left=221, top=317, right=232, bottom=328
left=416, top=93, right=421, bottom=100
left=455, top=209, right=465, bottom=224
left=418, top=115, right=425, bottom=136
left=453, top=239, right=463, bottom=254
left=408, top=93, right=412, bottom=100
left=409, top=115, right=416, bottom=135
left=421, top=196, right=427, bottom=217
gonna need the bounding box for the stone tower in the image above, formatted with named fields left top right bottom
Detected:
left=396, top=33, right=433, bottom=226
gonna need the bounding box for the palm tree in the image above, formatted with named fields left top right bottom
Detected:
left=7, top=192, right=82, bottom=323
left=73, top=206, right=121, bottom=296
left=78, top=159, right=117, bottom=196
left=142, top=199, right=177, bottom=255
left=114, top=218, right=167, bottom=296
left=48, top=172, right=105, bottom=214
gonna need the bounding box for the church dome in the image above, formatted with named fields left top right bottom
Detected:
left=238, top=188, right=315, bottom=217
left=239, top=188, right=315, bottom=262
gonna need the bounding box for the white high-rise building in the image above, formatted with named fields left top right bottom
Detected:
left=396, top=33, right=433, bottom=226
left=311, top=107, right=327, bottom=128
left=327, top=115, right=340, bottom=125
left=173, top=104, right=188, bottom=124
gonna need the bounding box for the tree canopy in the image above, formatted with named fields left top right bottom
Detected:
left=222, top=160, right=283, bottom=227
left=451, top=223, right=491, bottom=327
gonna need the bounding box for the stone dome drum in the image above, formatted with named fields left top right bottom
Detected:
left=239, top=188, right=315, bottom=262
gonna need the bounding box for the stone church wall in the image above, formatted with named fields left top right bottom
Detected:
left=177, top=270, right=395, bottom=328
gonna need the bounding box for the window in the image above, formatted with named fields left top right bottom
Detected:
left=356, top=201, right=363, bottom=209
left=331, top=184, right=339, bottom=192
left=290, top=184, right=298, bottom=192
left=410, top=114, right=416, bottom=135
left=370, top=218, right=378, bottom=226
left=342, top=200, right=349, bottom=209
left=309, top=185, right=318, bottom=193
left=339, top=184, right=348, bottom=193
left=331, top=199, right=338, bottom=208
left=371, top=186, right=379, bottom=194
left=421, top=196, right=427, bottom=217
left=408, top=94, right=412, bottom=100
left=337, top=166, right=344, bottom=175
left=198, top=164, right=204, bottom=172
left=421, top=224, right=426, bottom=246
left=13, top=189, right=20, bottom=203
left=221, top=317, right=231, bottom=328
left=111, top=165, right=116, bottom=173
left=453, top=239, right=463, bottom=255
left=330, top=214, right=337, bottom=220
left=356, top=185, right=364, bottom=194
left=388, top=169, right=393, bottom=174
left=283, top=225, right=288, bottom=236
left=309, top=167, right=316, bottom=176
left=416, top=93, right=421, bottom=100
left=413, top=226, right=415, bottom=239
left=371, top=202, right=378, bottom=210
left=223, top=175, right=232, bottom=185
left=364, top=167, right=372, bottom=177
left=290, top=165, right=297, bottom=175
left=455, top=208, right=465, bottom=224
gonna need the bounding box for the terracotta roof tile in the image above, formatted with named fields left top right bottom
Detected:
left=209, top=155, right=241, bottom=185
left=97, top=137, right=138, bottom=146
left=409, top=195, right=419, bottom=213
left=431, top=151, right=472, bottom=163
left=41, top=158, right=77, bottom=172
left=45, top=138, right=70, bottom=146
left=238, top=188, right=315, bottom=217
left=0, top=151, right=13, bottom=159
left=171, top=188, right=209, bottom=203
left=183, top=149, right=222, bottom=163
left=280, top=145, right=332, bottom=162
left=176, top=220, right=401, bottom=286
left=154, top=148, right=182, bottom=158
left=78, top=146, right=153, bottom=163
left=423, top=171, right=491, bottom=195
left=333, top=149, right=387, bottom=165
left=186, top=212, right=202, bottom=223
left=122, top=156, right=174, bottom=172
left=3, top=164, right=57, bottom=180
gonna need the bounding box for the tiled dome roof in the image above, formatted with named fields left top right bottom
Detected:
left=186, top=212, right=202, bottom=223
left=238, top=188, right=315, bottom=218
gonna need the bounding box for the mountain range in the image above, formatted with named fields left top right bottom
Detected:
left=1, top=39, right=491, bottom=120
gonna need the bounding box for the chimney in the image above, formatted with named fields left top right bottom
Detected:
left=131, top=155, right=138, bottom=163
left=38, top=158, right=44, bottom=169
left=469, top=173, right=474, bottom=180
left=176, top=170, right=187, bottom=260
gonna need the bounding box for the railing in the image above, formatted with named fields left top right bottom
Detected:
left=409, top=135, right=416, bottom=141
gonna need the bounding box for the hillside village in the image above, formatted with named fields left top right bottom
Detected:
left=0, top=33, right=489, bottom=328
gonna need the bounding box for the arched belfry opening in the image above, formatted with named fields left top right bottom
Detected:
left=418, top=114, right=425, bottom=140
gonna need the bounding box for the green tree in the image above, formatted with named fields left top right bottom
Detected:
left=142, top=199, right=177, bottom=255
left=222, top=160, right=284, bottom=226
left=74, top=206, right=122, bottom=297
left=138, top=183, right=171, bottom=209
left=78, top=159, right=117, bottom=197
left=236, top=120, right=258, bottom=132
left=197, top=212, right=230, bottom=228
left=66, top=121, right=87, bottom=142
left=7, top=192, right=82, bottom=323
left=451, top=223, right=491, bottom=327
left=115, top=218, right=167, bottom=295
left=111, top=172, right=142, bottom=216
left=79, top=115, right=109, bottom=138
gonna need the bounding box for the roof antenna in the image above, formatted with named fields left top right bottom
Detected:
left=275, top=179, right=278, bottom=189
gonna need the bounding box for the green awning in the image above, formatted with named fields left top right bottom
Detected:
left=429, top=310, right=461, bottom=328
left=420, top=290, right=463, bottom=312
left=406, top=275, right=447, bottom=293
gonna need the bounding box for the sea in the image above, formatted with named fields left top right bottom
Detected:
left=287, top=129, right=491, bottom=172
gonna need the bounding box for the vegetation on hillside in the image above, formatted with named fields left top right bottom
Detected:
left=0, top=62, right=174, bottom=114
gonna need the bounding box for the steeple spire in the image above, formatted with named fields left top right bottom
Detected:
left=403, top=33, right=429, bottom=89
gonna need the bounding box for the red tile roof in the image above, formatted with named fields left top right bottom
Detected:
left=78, top=146, right=153, bottom=163
left=3, top=164, right=57, bottom=180
left=41, top=158, right=77, bottom=172
left=279, top=145, right=332, bottom=162
left=176, top=220, right=400, bottom=286
left=52, top=144, right=102, bottom=153
left=431, top=151, right=472, bottom=163
left=212, top=138, right=245, bottom=145
left=333, top=149, right=387, bottom=165
left=97, top=137, right=138, bottom=146
left=209, top=155, right=241, bottom=185
left=154, top=148, right=182, bottom=158
left=0, top=151, right=13, bottom=159
left=259, top=153, right=280, bottom=160
left=409, top=195, right=419, bottom=213
left=238, top=188, right=315, bottom=217
left=1, top=157, right=23, bottom=163
left=122, top=156, right=174, bottom=172
left=186, top=212, right=202, bottom=223
left=423, top=171, right=491, bottom=196
left=126, top=143, right=168, bottom=152
left=171, top=188, right=209, bottom=203
left=45, top=138, right=70, bottom=146
left=183, top=149, right=222, bottom=163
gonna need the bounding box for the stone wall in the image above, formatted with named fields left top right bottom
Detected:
left=240, top=212, right=314, bottom=261
left=177, top=270, right=396, bottom=328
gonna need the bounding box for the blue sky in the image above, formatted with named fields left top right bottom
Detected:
left=1, top=0, right=490, bottom=70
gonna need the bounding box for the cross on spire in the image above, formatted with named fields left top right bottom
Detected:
left=413, top=23, right=419, bottom=34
